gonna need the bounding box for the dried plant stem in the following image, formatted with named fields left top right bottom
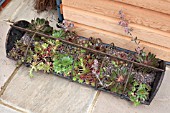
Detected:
left=24, top=33, right=37, bottom=62
left=97, top=56, right=107, bottom=87
left=118, top=10, right=140, bottom=46
left=123, top=63, right=133, bottom=93
left=71, top=54, right=78, bottom=78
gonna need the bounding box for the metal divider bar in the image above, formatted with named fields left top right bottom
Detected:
left=24, top=33, right=37, bottom=63
left=123, top=63, right=133, bottom=93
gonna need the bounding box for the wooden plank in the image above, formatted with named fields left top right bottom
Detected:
left=62, top=0, right=170, bottom=33
left=63, top=6, right=170, bottom=49
left=73, top=23, right=170, bottom=61
left=114, top=0, right=170, bottom=15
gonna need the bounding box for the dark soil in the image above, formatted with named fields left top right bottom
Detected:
left=6, top=20, right=30, bottom=54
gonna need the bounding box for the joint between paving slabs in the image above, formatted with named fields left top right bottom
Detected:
left=88, top=91, right=101, bottom=113
left=0, top=99, right=28, bottom=113
left=0, top=65, right=21, bottom=97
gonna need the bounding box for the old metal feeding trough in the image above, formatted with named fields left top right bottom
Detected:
left=5, top=20, right=166, bottom=105
left=5, top=0, right=170, bottom=106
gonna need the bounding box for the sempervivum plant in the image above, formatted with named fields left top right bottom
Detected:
left=53, top=54, right=74, bottom=76
left=134, top=49, right=159, bottom=73
left=64, top=31, right=78, bottom=42
left=105, top=43, right=115, bottom=55
left=99, top=57, right=129, bottom=94
left=75, top=38, right=89, bottom=48
left=128, top=80, right=151, bottom=106
left=135, top=50, right=159, bottom=67
left=29, top=18, right=53, bottom=34
left=72, top=54, right=99, bottom=87
left=52, top=29, right=66, bottom=39
left=88, top=37, right=106, bottom=52
left=29, top=38, right=61, bottom=77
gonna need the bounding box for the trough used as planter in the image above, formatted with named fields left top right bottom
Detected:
left=5, top=19, right=166, bottom=106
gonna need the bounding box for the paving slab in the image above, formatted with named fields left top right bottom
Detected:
left=0, top=104, right=21, bottom=113
left=0, top=0, right=58, bottom=92
left=92, top=66, right=170, bottom=113
left=1, top=66, right=97, bottom=113
left=0, top=0, right=24, bottom=20
left=9, top=0, right=58, bottom=29
left=153, top=66, right=170, bottom=100
left=0, top=21, right=17, bottom=91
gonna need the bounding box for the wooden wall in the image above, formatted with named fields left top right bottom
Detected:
left=62, top=0, right=170, bottom=61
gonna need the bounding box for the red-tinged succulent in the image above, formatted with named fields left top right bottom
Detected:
left=135, top=50, right=159, bottom=68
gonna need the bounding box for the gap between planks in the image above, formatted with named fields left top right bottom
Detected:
left=74, top=22, right=170, bottom=51
left=114, top=0, right=170, bottom=15
left=62, top=0, right=170, bottom=33
left=73, top=22, right=170, bottom=61
left=63, top=5, right=170, bottom=38
left=63, top=6, right=170, bottom=49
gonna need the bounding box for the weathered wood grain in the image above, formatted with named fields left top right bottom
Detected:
left=73, top=23, right=170, bottom=61
left=62, top=0, right=170, bottom=32
left=114, top=0, right=170, bottom=15
left=63, top=6, right=170, bottom=49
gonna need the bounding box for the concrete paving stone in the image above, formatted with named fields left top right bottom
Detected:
left=154, top=66, right=170, bottom=100
left=0, top=0, right=58, bottom=92
left=0, top=104, right=21, bottom=113
left=0, top=0, right=24, bottom=20
left=92, top=66, right=170, bottom=113
left=1, top=66, right=97, bottom=113
left=10, top=0, right=59, bottom=29
left=0, top=21, right=17, bottom=91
